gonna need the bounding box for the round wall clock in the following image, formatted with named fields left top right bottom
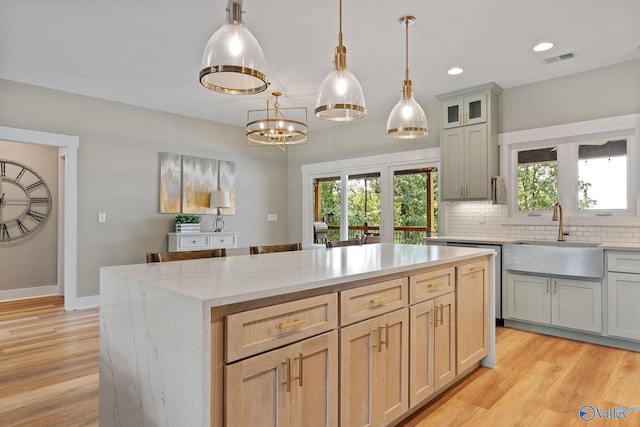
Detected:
left=0, top=159, right=52, bottom=242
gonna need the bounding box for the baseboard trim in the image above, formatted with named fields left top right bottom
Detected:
left=75, top=295, right=100, bottom=310
left=0, top=285, right=59, bottom=302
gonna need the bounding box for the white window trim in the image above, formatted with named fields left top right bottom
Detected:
left=301, top=148, right=440, bottom=243
left=499, top=113, right=640, bottom=226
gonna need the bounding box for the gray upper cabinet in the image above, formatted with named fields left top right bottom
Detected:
left=437, top=83, right=502, bottom=201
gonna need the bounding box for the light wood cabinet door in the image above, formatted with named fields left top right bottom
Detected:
left=225, top=344, right=291, bottom=427
left=409, top=300, right=435, bottom=408
left=433, top=293, right=456, bottom=391
left=379, top=308, right=409, bottom=426
left=456, top=259, right=490, bottom=374
left=340, top=309, right=409, bottom=427
left=291, top=331, right=339, bottom=427
left=226, top=331, right=338, bottom=427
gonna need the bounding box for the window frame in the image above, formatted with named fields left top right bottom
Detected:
left=499, top=114, right=640, bottom=226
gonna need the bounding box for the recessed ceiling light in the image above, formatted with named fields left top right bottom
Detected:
left=447, top=67, right=464, bottom=75
left=533, top=42, right=554, bottom=52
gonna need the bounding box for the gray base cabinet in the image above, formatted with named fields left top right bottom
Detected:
left=506, top=273, right=602, bottom=334
left=607, top=252, right=640, bottom=341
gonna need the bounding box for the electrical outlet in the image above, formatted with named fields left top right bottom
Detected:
left=98, top=212, right=106, bottom=223
left=267, top=213, right=277, bottom=221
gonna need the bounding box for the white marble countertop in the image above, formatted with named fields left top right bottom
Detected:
left=101, top=243, right=494, bottom=306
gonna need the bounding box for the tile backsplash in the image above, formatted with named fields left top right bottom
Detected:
left=444, top=201, right=640, bottom=245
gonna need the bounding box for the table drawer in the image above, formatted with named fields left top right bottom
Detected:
left=340, top=278, right=407, bottom=325
left=226, top=293, right=337, bottom=362
left=178, top=235, right=208, bottom=248
left=409, top=267, right=455, bottom=304
left=608, top=252, right=640, bottom=274
left=209, top=234, right=235, bottom=247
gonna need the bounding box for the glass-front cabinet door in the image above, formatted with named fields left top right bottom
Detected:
left=442, top=94, right=487, bottom=129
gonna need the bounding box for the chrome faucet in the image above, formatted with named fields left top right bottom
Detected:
left=552, top=202, right=567, bottom=241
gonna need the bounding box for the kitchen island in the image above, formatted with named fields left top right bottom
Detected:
left=99, top=243, right=494, bottom=427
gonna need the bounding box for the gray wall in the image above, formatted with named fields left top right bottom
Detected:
left=0, top=79, right=289, bottom=298
left=500, top=59, right=640, bottom=133
left=0, top=141, right=58, bottom=290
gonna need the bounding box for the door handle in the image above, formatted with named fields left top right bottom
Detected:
left=294, top=352, right=303, bottom=387
left=282, top=358, right=291, bottom=392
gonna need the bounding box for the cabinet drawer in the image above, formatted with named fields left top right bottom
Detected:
left=608, top=252, right=640, bottom=274
left=410, top=267, right=455, bottom=304
left=209, top=234, right=235, bottom=247
left=226, top=293, right=337, bottom=362
left=340, top=278, right=407, bottom=326
left=178, top=235, right=208, bottom=248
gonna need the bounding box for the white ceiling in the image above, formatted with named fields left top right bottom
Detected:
left=1, top=0, right=639, bottom=131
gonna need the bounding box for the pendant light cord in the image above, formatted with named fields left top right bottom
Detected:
left=404, top=18, right=410, bottom=81
left=338, top=0, right=343, bottom=47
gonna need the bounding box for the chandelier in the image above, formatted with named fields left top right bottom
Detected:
left=246, top=92, right=308, bottom=150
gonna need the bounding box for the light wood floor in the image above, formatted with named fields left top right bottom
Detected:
left=1, top=297, right=639, bottom=427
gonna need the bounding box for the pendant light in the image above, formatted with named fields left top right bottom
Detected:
left=386, top=16, right=428, bottom=139
left=199, top=0, right=268, bottom=95
left=315, top=0, right=366, bottom=121
left=246, top=91, right=308, bottom=150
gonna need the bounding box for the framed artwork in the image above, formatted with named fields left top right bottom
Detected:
left=159, top=152, right=236, bottom=215
left=159, top=152, right=181, bottom=213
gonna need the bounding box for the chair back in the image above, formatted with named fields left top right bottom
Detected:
left=326, top=239, right=362, bottom=248
left=146, top=248, right=227, bottom=262
left=249, top=243, right=303, bottom=255
left=363, top=235, right=382, bottom=244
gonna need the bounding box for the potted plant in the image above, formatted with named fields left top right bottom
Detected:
left=175, top=214, right=201, bottom=233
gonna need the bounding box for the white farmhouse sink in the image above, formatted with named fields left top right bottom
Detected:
left=504, top=241, right=604, bottom=278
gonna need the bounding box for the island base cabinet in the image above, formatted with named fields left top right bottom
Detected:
left=225, top=331, right=338, bottom=427
left=409, top=293, right=456, bottom=408
left=340, top=308, right=409, bottom=427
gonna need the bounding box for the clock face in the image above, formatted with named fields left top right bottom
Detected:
left=0, top=159, right=52, bottom=242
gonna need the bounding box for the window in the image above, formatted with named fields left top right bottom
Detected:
left=500, top=114, right=639, bottom=225
left=313, top=177, right=341, bottom=241
left=578, top=139, right=627, bottom=210
left=393, top=168, right=438, bottom=243
left=347, top=173, right=381, bottom=238
left=517, top=148, right=557, bottom=212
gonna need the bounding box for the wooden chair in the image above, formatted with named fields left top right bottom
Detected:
left=363, top=235, right=381, bottom=244
left=326, top=239, right=362, bottom=248
left=249, top=243, right=302, bottom=255
left=146, top=248, right=227, bottom=263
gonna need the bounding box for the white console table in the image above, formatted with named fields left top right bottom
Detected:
left=167, top=231, right=238, bottom=252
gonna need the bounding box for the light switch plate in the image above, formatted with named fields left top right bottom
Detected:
left=267, top=213, right=277, bottom=221
left=98, top=212, right=106, bottom=223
